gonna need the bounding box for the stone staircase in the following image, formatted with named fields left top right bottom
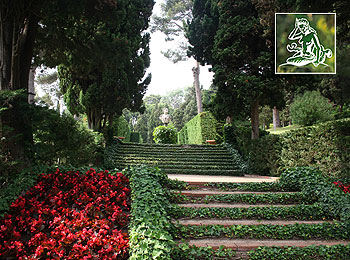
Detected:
left=113, top=143, right=245, bottom=176
left=170, top=178, right=350, bottom=259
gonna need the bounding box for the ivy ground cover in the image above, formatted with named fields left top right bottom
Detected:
left=0, top=168, right=130, bottom=259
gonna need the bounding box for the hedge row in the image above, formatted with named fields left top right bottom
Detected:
left=178, top=112, right=218, bottom=144
left=224, top=119, right=350, bottom=178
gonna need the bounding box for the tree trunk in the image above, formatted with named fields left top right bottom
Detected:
left=0, top=10, right=39, bottom=167
left=87, top=107, right=102, bottom=131
left=28, top=66, right=36, bottom=104
left=192, top=61, right=203, bottom=114
left=273, top=106, right=281, bottom=130
left=251, top=99, right=259, bottom=140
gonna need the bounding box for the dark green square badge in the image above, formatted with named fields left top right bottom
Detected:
left=275, top=13, right=336, bottom=74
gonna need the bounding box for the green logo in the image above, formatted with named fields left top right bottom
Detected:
left=276, top=13, right=336, bottom=74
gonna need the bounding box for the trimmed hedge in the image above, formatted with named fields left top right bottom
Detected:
left=178, top=112, right=219, bottom=144
left=224, top=119, right=350, bottom=178
left=279, top=119, right=350, bottom=178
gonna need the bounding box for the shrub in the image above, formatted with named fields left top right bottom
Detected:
left=290, top=90, right=334, bottom=126
left=248, top=134, right=282, bottom=176
left=130, top=132, right=141, bottom=143
left=32, top=106, right=104, bottom=167
left=113, top=116, right=131, bottom=142
left=153, top=125, right=177, bottom=144
left=178, top=112, right=219, bottom=144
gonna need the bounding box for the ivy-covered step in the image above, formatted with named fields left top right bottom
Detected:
left=114, top=154, right=237, bottom=164
left=172, top=191, right=308, bottom=204
left=114, top=161, right=239, bottom=170
left=175, top=219, right=333, bottom=226
left=117, top=147, right=229, bottom=154
left=180, top=239, right=350, bottom=251
left=172, top=222, right=349, bottom=240
left=114, top=151, right=234, bottom=159
left=170, top=204, right=334, bottom=220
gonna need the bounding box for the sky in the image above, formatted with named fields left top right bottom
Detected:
left=145, top=0, right=214, bottom=96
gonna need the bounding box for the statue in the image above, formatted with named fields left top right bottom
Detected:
left=159, top=108, right=170, bottom=126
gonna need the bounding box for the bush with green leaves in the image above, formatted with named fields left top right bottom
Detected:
left=32, top=106, right=104, bottom=167
left=290, top=90, right=335, bottom=126
left=113, top=116, right=131, bottom=141
left=153, top=125, right=177, bottom=144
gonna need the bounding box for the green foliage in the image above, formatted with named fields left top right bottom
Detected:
left=248, top=134, right=282, bottom=176
left=248, top=244, right=350, bottom=260
left=222, top=143, right=249, bottom=174
left=173, top=222, right=349, bottom=240
left=205, top=182, right=284, bottom=192
left=224, top=119, right=350, bottom=177
left=279, top=167, right=319, bottom=191
left=174, top=192, right=309, bottom=205
left=113, top=116, right=131, bottom=142
left=32, top=106, right=104, bottom=167
left=56, top=0, right=153, bottom=131
left=279, top=166, right=350, bottom=221
left=178, top=112, right=219, bottom=144
left=171, top=204, right=330, bottom=220
left=279, top=119, right=350, bottom=178
left=153, top=125, right=178, bottom=144
left=130, top=132, right=141, bottom=143
left=126, top=165, right=174, bottom=260
left=290, top=90, right=335, bottom=126
left=188, top=0, right=284, bottom=136
left=223, top=122, right=270, bottom=158
left=259, top=105, right=272, bottom=130
left=0, top=170, right=40, bottom=218
left=172, top=244, right=236, bottom=260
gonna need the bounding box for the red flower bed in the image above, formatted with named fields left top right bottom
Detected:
left=0, top=168, right=130, bottom=259
left=333, top=181, right=350, bottom=194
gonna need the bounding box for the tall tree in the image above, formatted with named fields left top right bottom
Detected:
left=0, top=0, right=125, bottom=164
left=152, top=0, right=203, bottom=114
left=46, top=0, right=153, bottom=132
left=189, top=0, right=283, bottom=139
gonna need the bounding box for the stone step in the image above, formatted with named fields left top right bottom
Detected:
left=162, top=169, right=244, bottom=176
left=174, top=219, right=333, bottom=226
left=178, top=203, right=297, bottom=208
left=181, top=239, right=350, bottom=251
left=168, top=174, right=278, bottom=185
left=175, top=190, right=295, bottom=197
